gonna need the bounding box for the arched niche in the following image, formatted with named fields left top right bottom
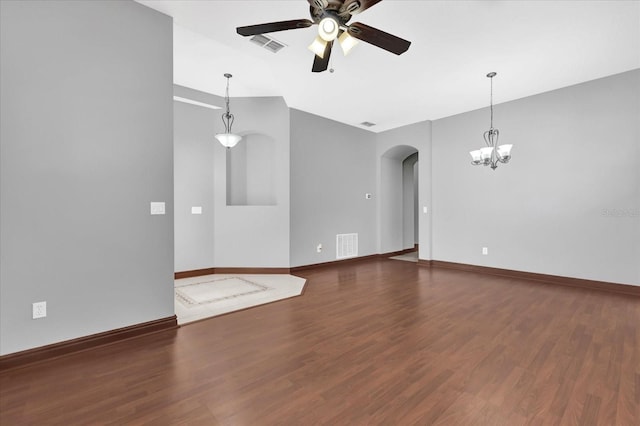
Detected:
left=226, top=133, right=277, bottom=206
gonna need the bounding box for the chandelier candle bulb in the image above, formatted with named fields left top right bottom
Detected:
left=480, top=147, right=493, bottom=161
left=470, top=150, right=482, bottom=165
left=497, top=144, right=513, bottom=161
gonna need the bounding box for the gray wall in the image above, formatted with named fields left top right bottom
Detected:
left=379, top=150, right=409, bottom=253
left=227, top=133, right=277, bottom=206
left=174, top=86, right=290, bottom=270
left=0, top=0, right=174, bottom=355
left=432, top=70, right=640, bottom=286
left=174, top=98, right=216, bottom=272
left=290, top=109, right=377, bottom=267
left=403, top=153, right=419, bottom=248
left=215, top=96, right=290, bottom=267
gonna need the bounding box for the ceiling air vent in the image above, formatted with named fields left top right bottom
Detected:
left=250, top=34, right=286, bottom=53
left=360, top=121, right=376, bottom=127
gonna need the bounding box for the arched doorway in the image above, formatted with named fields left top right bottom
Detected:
left=380, top=145, right=419, bottom=254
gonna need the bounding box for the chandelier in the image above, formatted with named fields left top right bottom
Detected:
left=469, top=72, right=512, bottom=170
left=215, top=73, right=242, bottom=148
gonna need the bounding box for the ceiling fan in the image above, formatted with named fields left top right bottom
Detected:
left=236, top=0, right=411, bottom=72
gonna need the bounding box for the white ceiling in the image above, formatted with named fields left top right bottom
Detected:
left=137, top=0, right=640, bottom=133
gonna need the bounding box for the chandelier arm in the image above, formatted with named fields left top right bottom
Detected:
left=228, top=113, right=234, bottom=133
left=491, top=144, right=497, bottom=168
left=493, top=129, right=505, bottom=162
left=221, top=113, right=229, bottom=133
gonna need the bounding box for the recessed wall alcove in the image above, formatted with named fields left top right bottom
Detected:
left=226, top=133, right=277, bottom=206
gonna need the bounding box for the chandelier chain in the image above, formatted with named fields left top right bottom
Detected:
left=222, top=74, right=234, bottom=133
left=489, top=75, right=494, bottom=129
left=469, top=71, right=512, bottom=170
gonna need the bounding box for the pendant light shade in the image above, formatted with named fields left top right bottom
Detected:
left=215, top=133, right=242, bottom=148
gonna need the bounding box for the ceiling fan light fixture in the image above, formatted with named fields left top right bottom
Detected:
left=308, top=36, right=328, bottom=58
left=338, top=31, right=358, bottom=55
left=318, top=17, right=339, bottom=41
left=235, top=0, right=410, bottom=73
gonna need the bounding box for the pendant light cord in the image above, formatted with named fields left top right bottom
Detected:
left=489, top=75, right=494, bottom=130
left=222, top=74, right=234, bottom=133
left=225, top=77, right=230, bottom=116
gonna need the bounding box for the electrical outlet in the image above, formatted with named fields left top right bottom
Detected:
left=482, top=247, right=488, bottom=255
left=32, top=301, right=47, bottom=319
left=317, top=243, right=322, bottom=253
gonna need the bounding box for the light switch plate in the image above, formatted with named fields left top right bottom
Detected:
left=191, top=206, right=202, bottom=215
left=150, top=202, right=165, bottom=215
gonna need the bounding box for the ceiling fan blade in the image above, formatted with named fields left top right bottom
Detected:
left=236, top=19, right=313, bottom=37
left=341, top=0, right=383, bottom=14
left=347, top=22, right=411, bottom=55
left=312, top=41, right=333, bottom=73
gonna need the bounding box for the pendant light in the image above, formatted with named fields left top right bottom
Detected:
left=215, top=73, right=241, bottom=148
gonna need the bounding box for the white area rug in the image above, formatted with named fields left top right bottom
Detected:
left=174, top=274, right=306, bottom=325
left=176, top=277, right=269, bottom=306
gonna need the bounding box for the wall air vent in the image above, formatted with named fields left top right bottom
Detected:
left=360, top=121, right=376, bottom=127
left=336, top=233, right=358, bottom=259
left=250, top=34, right=286, bottom=53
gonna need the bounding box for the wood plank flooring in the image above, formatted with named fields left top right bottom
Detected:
left=1, top=259, right=639, bottom=425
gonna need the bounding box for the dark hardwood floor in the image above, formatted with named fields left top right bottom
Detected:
left=1, top=259, right=639, bottom=425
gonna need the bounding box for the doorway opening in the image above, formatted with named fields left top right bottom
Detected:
left=380, top=145, right=419, bottom=259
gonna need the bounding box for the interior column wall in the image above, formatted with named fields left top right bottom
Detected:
left=376, top=121, right=433, bottom=259
left=0, top=0, right=174, bottom=355
left=289, top=109, right=377, bottom=267
left=173, top=86, right=290, bottom=270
